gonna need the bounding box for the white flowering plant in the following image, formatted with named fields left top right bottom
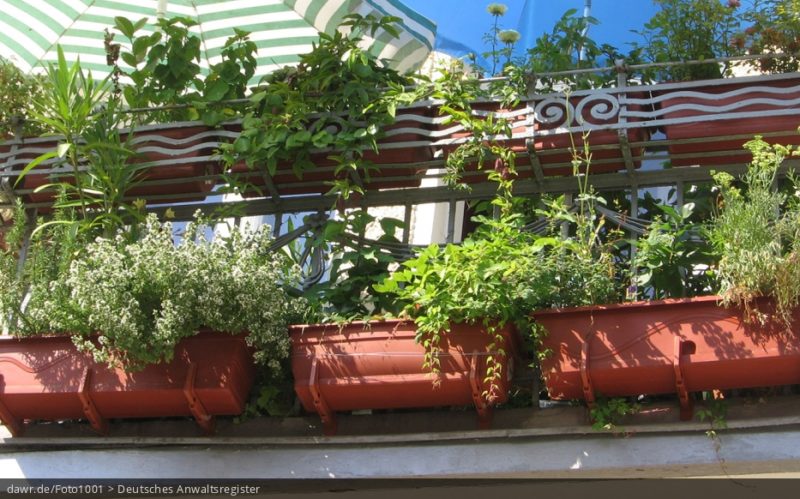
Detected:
left=3, top=210, right=305, bottom=372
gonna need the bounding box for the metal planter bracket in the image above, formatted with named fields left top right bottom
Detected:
left=0, top=375, right=24, bottom=437
left=673, top=337, right=694, bottom=421
left=309, top=357, right=337, bottom=436
left=468, top=352, right=493, bottom=430
left=78, top=367, right=109, bottom=435
left=580, top=339, right=596, bottom=410
left=183, top=363, right=216, bottom=435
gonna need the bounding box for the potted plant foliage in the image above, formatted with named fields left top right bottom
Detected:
left=0, top=56, right=58, bottom=207
left=0, top=47, right=304, bottom=436
left=9, top=46, right=125, bottom=209
left=290, top=148, right=621, bottom=433
left=632, top=0, right=800, bottom=166
left=106, top=16, right=252, bottom=203
left=6, top=16, right=260, bottom=209
left=533, top=137, right=800, bottom=420
left=425, top=4, right=529, bottom=188
left=0, top=202, right=304, bottom=436
left=221, top=14, right=431, bottom=200
left=291, top=218, right=531, bottom=434
left=430, top=5, right=650, bottom=188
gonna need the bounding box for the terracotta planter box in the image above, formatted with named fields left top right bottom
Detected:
left=289, top=320, right=519, bottom=435
left=262, top=146, right=427, bottom=196
left=124, top=124, right=222, bottom=204
left=659, top=76, right=800, bottom=167
left=534, top=296, right=800, bottom=419
left=230, top=154, right=427, bottom=198
left=0, top=136, right=62, bottom=207
left=530, top=129, right=646, bottom=177
left=0, top=331, right=255, bottom=436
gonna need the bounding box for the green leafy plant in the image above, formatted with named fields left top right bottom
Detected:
left=16, top=46, right=143, bottom=239
left=742, top=0, right=800, bottom=74
left=0, top=57, right=53, bottom=139
left=429, top=63, right=523, bottom=197
left=697, top=394, right=734, bottom=476
left=221, top=14, right=422, bottom=201
left=308, top=210, right=406, bottom=321
left=709, top=137, right=800, bottom=324
left=196, top=28, right=258, bottom=124
left=112, top=16, right=256, bottom=125
left=632, top=0, right=744, bottom=82
left=525, top=8, right=627, bottom=91
left=377, top=123, right=621, bottom=399
left=632, top=203, right=715, bottom=300
left=546, top=128, right=624, bottom=309
left=374, top=215, right=540, bottom=397
left=375, top=205, right=620, bottom=398
left=113, top=16, right=203, bottom=123
left=2, top=212, right=304, bottom=372
left=234, top=367, right=298, bottom=422
left=590, top=396, right=641, bottom=432
left=697, top=396, right=729, bottom=439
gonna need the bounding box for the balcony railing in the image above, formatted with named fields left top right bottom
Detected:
left=2, top=61, right=800, bottom=223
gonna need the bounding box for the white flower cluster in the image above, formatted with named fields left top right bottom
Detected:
left=17, top=213, right=303, bottom=372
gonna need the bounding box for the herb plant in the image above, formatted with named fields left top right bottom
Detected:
left=2, top=212, right=304, bottom=372
left=709, top=137, right=800, bottom=324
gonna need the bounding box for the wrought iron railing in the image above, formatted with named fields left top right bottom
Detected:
left=2, top=54, right=800, bottom=283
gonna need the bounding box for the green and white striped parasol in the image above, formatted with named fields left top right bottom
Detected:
left=0, top=0, right=436, bottom=80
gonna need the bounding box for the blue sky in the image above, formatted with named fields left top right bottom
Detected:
left=401, top=0, right=661, bottom=64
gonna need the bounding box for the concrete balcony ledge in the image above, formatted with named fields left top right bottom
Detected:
left=2, top=395, right=800, bottom=479
left=4, top=394, right=800, bottom=446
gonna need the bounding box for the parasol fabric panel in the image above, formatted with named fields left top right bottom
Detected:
left=0, top=0, right=435, bottom=80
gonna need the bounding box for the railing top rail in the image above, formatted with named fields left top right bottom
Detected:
left=2, top=52, right=792, bottom=126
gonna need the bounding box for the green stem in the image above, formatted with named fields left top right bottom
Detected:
left=67, top=141, right=89, bottom=223
left=491, top=16, right=500, bottom=75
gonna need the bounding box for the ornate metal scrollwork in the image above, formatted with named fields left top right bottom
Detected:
left=534, top=92, right=621, bottom=129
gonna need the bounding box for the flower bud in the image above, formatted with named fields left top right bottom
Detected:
left=487, top=3, right=508, bottom=16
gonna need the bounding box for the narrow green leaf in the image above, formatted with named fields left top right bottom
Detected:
left=13, top=151, right=58, bottom=186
